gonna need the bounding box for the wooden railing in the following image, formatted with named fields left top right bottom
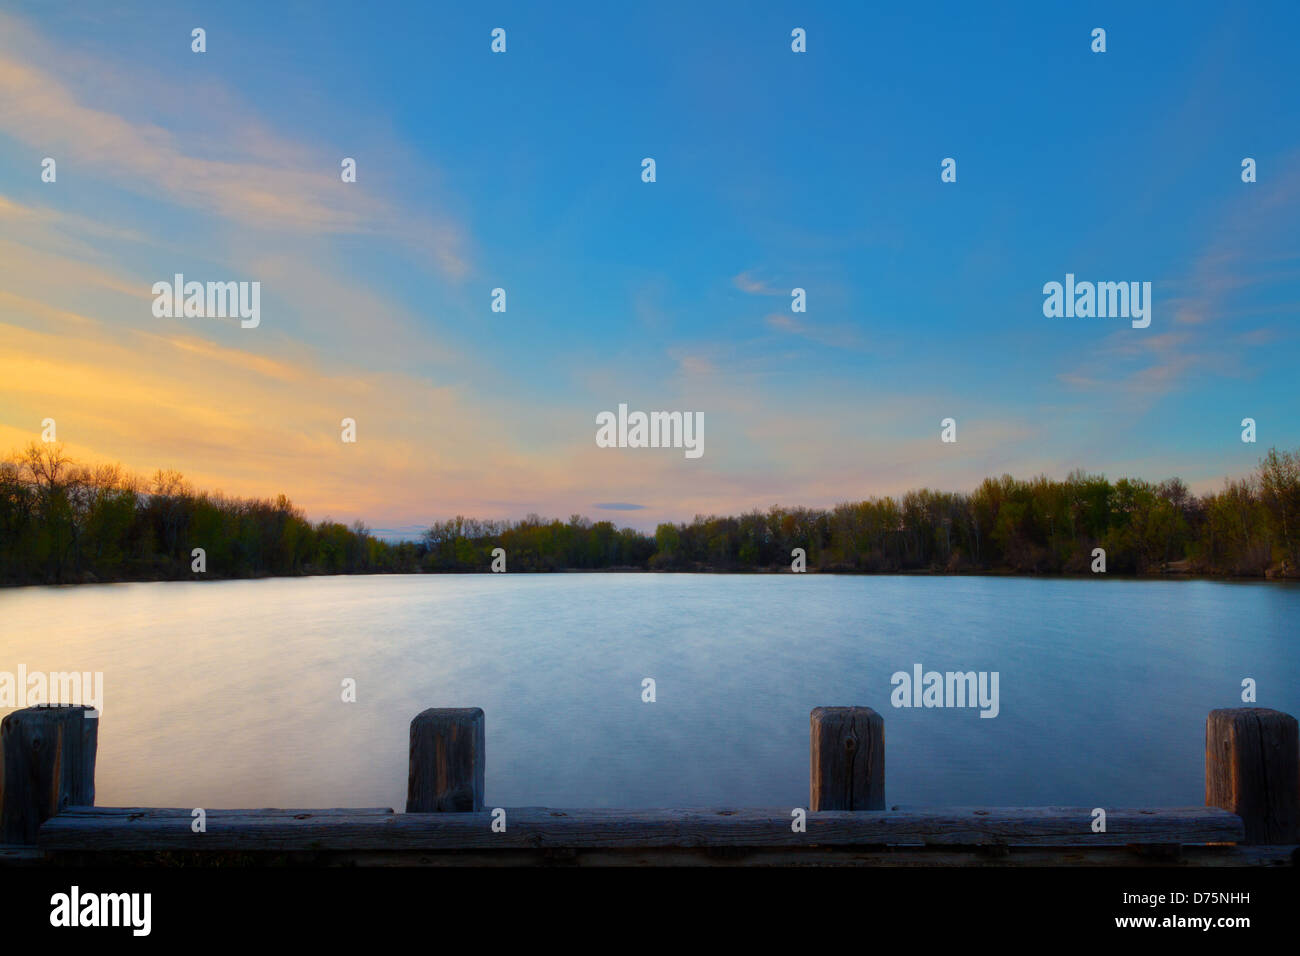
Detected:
left=2, top=703, right=1296, bottom=865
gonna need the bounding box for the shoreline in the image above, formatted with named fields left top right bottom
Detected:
left=6, top=564, right=1299, bottom=588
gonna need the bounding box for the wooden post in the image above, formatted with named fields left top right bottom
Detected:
left=406, top=707, right=485, bottom=812
left=1206, top=707, right=1299, bottom=844
left=0, top=705, right=98, bottom=844
left=810, top=706, right=884, bottom=811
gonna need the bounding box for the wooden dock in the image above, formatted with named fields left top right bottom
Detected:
left=2, top=703, right=1296, bottom=866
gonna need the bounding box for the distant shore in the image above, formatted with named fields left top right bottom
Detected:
left=7, top=562, right=1299, bottom=588
left=6, top=444, right=1300, bottom=587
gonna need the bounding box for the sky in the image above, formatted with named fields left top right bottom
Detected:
left=1, top=1, right=1297, bottom=537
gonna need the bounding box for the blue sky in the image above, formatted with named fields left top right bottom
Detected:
left=1, top=1, right=1297, bottom=534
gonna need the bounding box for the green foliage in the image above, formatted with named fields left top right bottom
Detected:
left=0, top=444, right=419, bottom=584
left=3, top=443, right=1299, bottom=584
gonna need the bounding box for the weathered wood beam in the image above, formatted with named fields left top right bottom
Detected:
left=39, top=805, right=1243, bottom=852
left=810, top=706, right=884, bottom=810
left=0, top=705, right=98, bottom=844
left=407, top=708, right=485, bottom=812
left=1206, top=707, right=1299, bottom=844
left=206, top=843, right=1300, bottom=868
left=15, top=842, right=1297, bottom=868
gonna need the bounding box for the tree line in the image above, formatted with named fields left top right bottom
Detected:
left=2, top=442, right=1298, bottom=585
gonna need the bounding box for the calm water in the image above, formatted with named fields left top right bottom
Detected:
left=2, top=574, right=1297, bottom=810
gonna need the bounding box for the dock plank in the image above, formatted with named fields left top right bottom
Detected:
left=39, top=806, right=1243, bottom=852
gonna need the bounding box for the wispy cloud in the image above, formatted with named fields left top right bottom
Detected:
left=0, top=12, right=468, bottom=275
left=732, top=270, right=786, bottom=296
left=763, top=312, right=864, bottom=350
left=1059, top=153, right=1300, bottom=397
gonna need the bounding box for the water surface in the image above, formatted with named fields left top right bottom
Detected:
left=2, top=574, right=1296, bottom=810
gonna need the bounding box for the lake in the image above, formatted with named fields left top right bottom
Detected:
left=2, top=574, right=1297, bottom=811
